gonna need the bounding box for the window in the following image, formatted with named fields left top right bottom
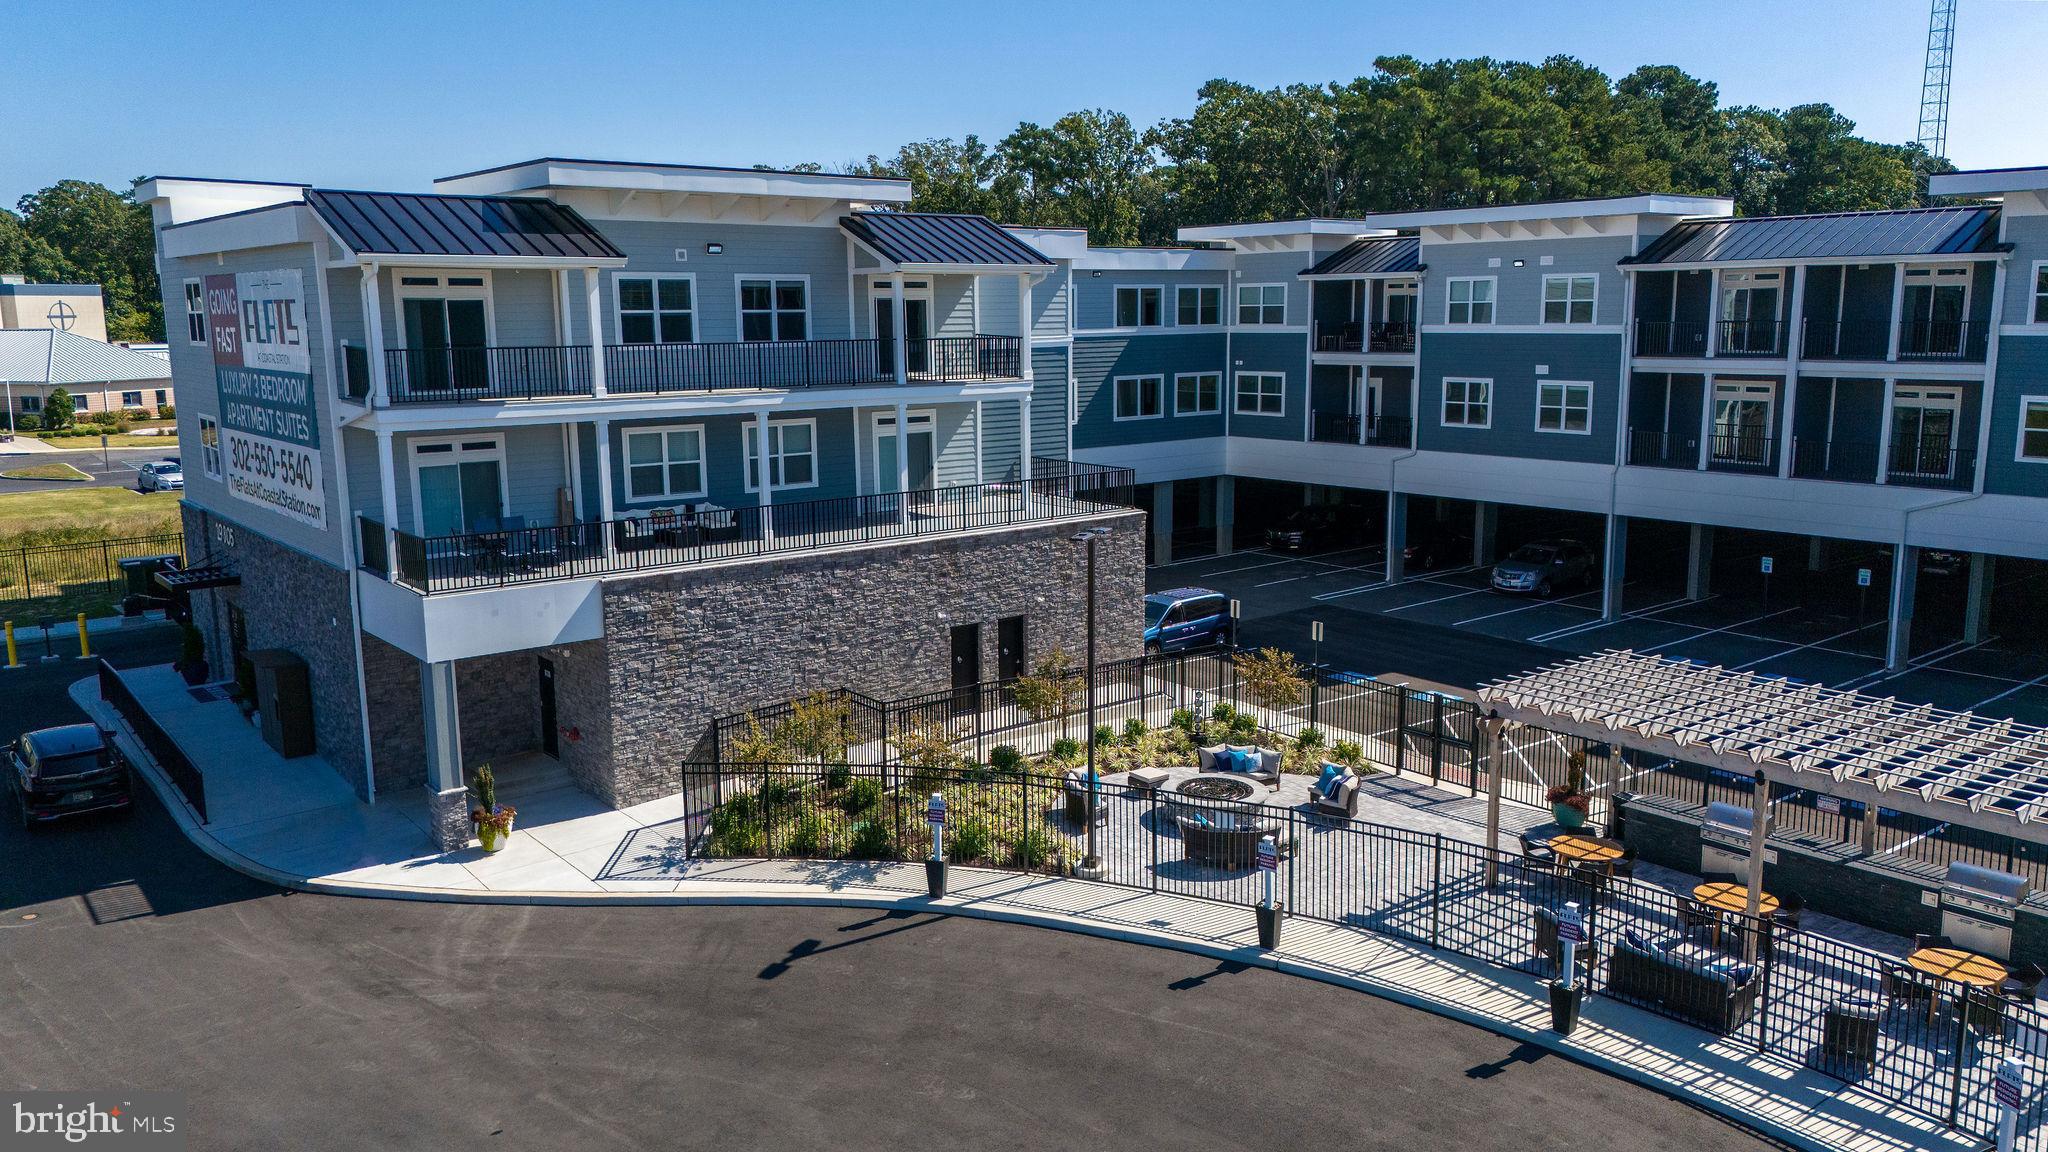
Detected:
left=616, top=275, right=694, bottom=344
left=624, top=426, right=705, bottom=499
left=1177, top=286, right=1220, bottom=326
left=1114, top=286, right=1163, bottom=328
left=2019, top=398, right=2048, bottom=462
left=743, top=419, right=818, bottom=491
left=1113, top=375, right=1163, bottom=420
left=183, top=280, right=206, bottom=345
left=1175, top=372, right=1220, bottom=415
left=1441, top=378, right=1491, bottom=428
left=18, top=395, right=40, bottom=414
left=739, top=278, right=807, bottom=342
left=1236, top=284, right=1285, bottom=326
left=199, top=416, right=222, bottom=478
left=1541, top=275, right=1598, bottom=325
left=1234, top=372, right=1285, bottom=416
left=120, top=391, right=143, bottom=409
left=1536, top=381, right=1593, bottom=434
left=73, top=395, right=89, bottom=412
left=1446, top=278, right=1495, bottom=325
left=155, top=389, right=168, bottom=407
left=1711, top=380, right=1776, bottom=464
left=2032, top=263, right=2048, bottom=325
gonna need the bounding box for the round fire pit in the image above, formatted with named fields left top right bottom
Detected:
left=1175, top=776, right=1257, bottom=803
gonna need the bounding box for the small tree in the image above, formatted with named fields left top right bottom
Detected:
left=1237, top=647, right=1308, bottom=711
left=42, top=389, right=74, bottom=430
left=778, top=690, right=853, bottom=765
left=1013, top=647, right=1081, bottom=722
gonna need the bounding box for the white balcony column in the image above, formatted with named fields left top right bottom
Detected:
left=584, top=268, right=607, bottom=398
left=421, top=659, right=470, bottom=852
left=1875, top=378, right=1897, bottom=484
left=1778, top=264, right=1806, bottom=479
left=1601, top=514, right=1628, bottom=621
left=755, top=409, right=775, bottom=541
left=1018, top=393, right=1032, bottom=504
left=1016, top=271, right=1033, bottom=491
left=893, top=400, right=910, bottom=526
left=361, top=263, right=390, bottom=407
left=553, top=268, right=573, bottom=345
left=1704, top=269, right=1721, bottom=358
left=890, top=277, right=908, bottom=387
left=593, top=417, right=616, bottom=557
left=375, top=427, right=399, bottom=577
left=1886, top=264, right=1907, bottom=363
left=1886, top=543, right=1920, bottom=670
left=1696, top=375, right=1715, bottom=470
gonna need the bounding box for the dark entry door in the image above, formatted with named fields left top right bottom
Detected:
left=997, top=615, right=1027, bottom=680
left=874, top=296, right=932, bottom=375
left=538, top=656, right=559, bottom=758
left=950, top=623, right=981, bottom=714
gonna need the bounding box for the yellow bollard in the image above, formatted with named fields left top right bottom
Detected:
left=3, top=621, right=17, bottom=669
left=76, top=612, right=90, bottom=660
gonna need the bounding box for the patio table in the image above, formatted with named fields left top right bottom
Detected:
left=1692, top=882, right=1780, bottom=917
left=1906, top=946, right=2007, bottom=1026
left=1549, top=834, right=1623, bottom=865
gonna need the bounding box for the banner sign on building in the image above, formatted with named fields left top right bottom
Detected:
left=205, top=270, right=325, bottom=529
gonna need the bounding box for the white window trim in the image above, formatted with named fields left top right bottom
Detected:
left=1535, top=380, right=1594, bottom=436
left=742, top=416, right=821, bottom=493
left=613, top=272, right=698, bottom=346
left=1173, top=371, right=1221, bottom=416
left=1441, top=377, right=1493, bottom=429
left=406, top=434, right=510, bottom=537
left=1112, top=374, right=1165, bottom=421
left=1175, top=285, right=1222, bottom=328
left=182, top=279, right=207, bottom=346
left=119, top=391, right=145, bottom=409
left=1444, top=276, right=1497, bottom=326
left=198, top=415, right=222, bottom=479
left=1234, top=283, right=1287, bottom=327
left=734, top=274, right=813, bottom=343
left=867, top=409, right=936, bottom=493
left=622, top=422, right=708, bottom=501
left=1112, top=284, right=1166, bottom=329
left=2017, top=395, right=2048, bottom=463
left=2030, top=261, right=2048, bottom=327
left=392, top=270, right=497, bottom=349
left=1539, top=274, right=1599, bottom=326
left=1232, top=371, right=1286, bottom=417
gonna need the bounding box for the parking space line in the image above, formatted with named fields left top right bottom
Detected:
left=1310, top=563, right=1485, bottom=603
left=1642, top=607, right=1801, bottom=653
left=1252, top=555, right=1389, bottom=588
left=1383, top=583, right=1497, bottom=614
left=1453, top=588, right=1604, bottom=628
left=1527, top=594, right=1715, bottom=645
left=1727, top=620, right=1887, bottom=672
left=1835, top=637, right=1983, bottom=692
left=1149, top=547, right=1272, bottom=571
left=1966, top=668, right=2048, bottom=713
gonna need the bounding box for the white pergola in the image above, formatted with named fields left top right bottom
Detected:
left=1477, top=649, right=2048, bottom=844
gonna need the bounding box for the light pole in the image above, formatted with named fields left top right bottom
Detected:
left=1073, top=525, right=1111, bottom=880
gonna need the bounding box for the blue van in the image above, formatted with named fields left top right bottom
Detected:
left=1144, top=587, right=1232, bottom=654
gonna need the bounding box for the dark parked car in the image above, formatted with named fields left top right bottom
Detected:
left=1920, top=549, right=1966, bottom=578
left=1491, top=539, right=1597, bottom=597
left=1402, top=520, right=1473, bottom=572
left=8, top=724, right=131, bottom=827
left=1264, top=506, right=1361, bottom=553
left=1144, top=587, right=1232, bottom=654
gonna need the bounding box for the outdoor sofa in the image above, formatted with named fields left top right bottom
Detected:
left=1606, top=937, right=1762, bottom=1034
left=1196, top=743, right=1283, bottom=789
left=1176, top=811, right=1278, bottom=869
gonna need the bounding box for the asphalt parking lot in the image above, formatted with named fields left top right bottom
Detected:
left=1153, top=545, right=2048, bottom=724
left=0, top=444, right=178, bottom=493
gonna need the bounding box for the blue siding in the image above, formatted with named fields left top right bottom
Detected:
left=1985, top=335, right=2048, bottom=497
left=1071, top=333, right=1226, bottom=449
left=1417, top=331, right=1621, bottom=463
left=2005, top=217, right=2048, bottom=326
left=606, top=408, right=860, bottom=511
left=584, top=219, right=855, bottom=344
left=1073, top=269, right=1231, bottom=331
left=1226, top=331, right=1307, bottom=441
left=1420, top=236, right=1634, bottom=327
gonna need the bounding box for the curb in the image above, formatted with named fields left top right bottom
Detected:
left=75, top=677, right=1965, bottom=1152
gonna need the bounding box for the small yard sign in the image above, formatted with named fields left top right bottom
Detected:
left=1557, top=903, right=1586, bottom=944
left=1817, top=795, right=1842, bottom=815
left=926, top=793, right=946, bottom=828
left=1996, top=1058, right=2026, bottom=1109
left=1256, top=837, right=1278, bottom=873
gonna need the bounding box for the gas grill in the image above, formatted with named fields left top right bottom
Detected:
left=1939, top=862, right=2030, bottom=961
left=1700, top=801, right=1767, bottom=879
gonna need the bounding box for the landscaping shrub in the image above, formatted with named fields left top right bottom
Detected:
left=1296, top=727, right=1324, bottom=749
left=947, top=818, right=993, bottom=864
left=841, top=777, right=881, bottom=813
left=1049, top=737, right=1081, bottom=765
left=1227, top=713, right=1258, bottom=742
left=785, top=813, right=829, bottom=856
left=708, top=800, right=765, bottom=857
left=989, top=744, right=1024, bottom=776
left=1012, top=647, right=1080, bottom=721
left=156, top=404, right=175, bottom=420
left=1333, top=739, right=1364, bottom=768
left=1121, top=716, right=1147, bottom=744
left=1093, top=724, right=1117, bottom=749
left=1238, top=647, right=1308, bottom=710
left=1210, top=702, right=1237, bottom=725
left=825, top=763, right=852, bottom=789
left=847, top=819, right=895, bottom=860
left=11, top=413, right=37, bottom=432
left=1012, top=825, right=1054, bottom=869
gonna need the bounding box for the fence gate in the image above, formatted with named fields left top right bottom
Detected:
left=1396, top=689, right=1475, bottom=791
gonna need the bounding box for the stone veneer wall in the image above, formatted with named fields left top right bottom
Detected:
left=361, top=638, right=541, bottom=797
left=552, top=509, right=1146, bottom=807
left=178, top=503, right=369, bottom=797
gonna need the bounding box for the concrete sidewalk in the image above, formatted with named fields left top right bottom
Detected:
left=73, top=663, right=1981, bottom=1152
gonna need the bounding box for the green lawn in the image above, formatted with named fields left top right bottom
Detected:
left=0, top=462, right=92, bottom=482
left=0, top=488, right=185, bottom=548
left=30, top=431, right=182, bottom=449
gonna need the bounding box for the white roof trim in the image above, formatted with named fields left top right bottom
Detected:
left=1070, top=248, right=1235, bottom=272
left=434, top=159, right=913, bottom=205
left=1175, top=219, right=1386, bottom=243
left=1930, top=168, right=2048, bottom=199
left=1367, top=195, right=1734, bottom=230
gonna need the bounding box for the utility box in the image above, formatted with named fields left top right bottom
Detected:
left=248, top=649, right=314, bottom=759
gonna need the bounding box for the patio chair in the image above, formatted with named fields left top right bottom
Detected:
left=1881, top=962, right=1938, bottom=1015
left=1966, top=986, right=2011, bottom=1045
left=2001, top=963, right=2047, bottom=1004
left=1770, top=892, right=1803, bottom=933
left=1610, top=846, right=1638, bottom=881
left=1518, top=832, right=1558, bottom=871
left=1914, top=933, right=1956, bottom=952
left=499, top=515, right=560, bottom=571
left=1678, top=896, right=1720, bottom=938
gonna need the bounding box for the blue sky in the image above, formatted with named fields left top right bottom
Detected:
left=3, top=0, right=2043, bottom=207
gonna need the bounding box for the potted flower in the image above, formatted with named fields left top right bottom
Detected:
left=469, top=763, right=517, bottom=853
left=174, top=621, right=209, bottom=686
left=1547, top=750, right=1591, bottom=830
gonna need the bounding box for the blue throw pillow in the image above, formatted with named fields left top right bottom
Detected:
left=1190, top=811, right=1211, bottom=828
left=1228, top=750, right=1250, bottom=773
left=1622, top=927, right=1658, bottom=954
left=1320, top=772, right=1347, bottom=799
left=1318, top=762, right=1341, bottom=789
left=1726, top=963, right=1756, bottom=987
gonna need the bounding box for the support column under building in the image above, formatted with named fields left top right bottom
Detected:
left=1384, top=491, right=1408, bottom=584
left=1965, top=553, right=1996, bottom=644
left=1215, top=475, right=1236, bottom=557
left=1886, top=544, right=1919, bottom=670
left=1602, top=514, right=1628, bottom=620
left=1150, top=481, right=1174, bottom=566
left=1808, top=537, right=1825, bottom=572
left=1686, top=523, right=1714, bottom=601
left=1472, top=501, right=1498, bottom=568
left=421, top=660, right=469, bottom=852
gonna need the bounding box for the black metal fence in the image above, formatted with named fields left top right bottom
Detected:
left=97, top=659, right=206, bottom=822
left=1, top=533, right=185, bottom=622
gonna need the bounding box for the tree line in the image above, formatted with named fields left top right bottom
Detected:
left=0, top=180, right=159, bottom=342
left=823, top=55, right=1948, bottom=246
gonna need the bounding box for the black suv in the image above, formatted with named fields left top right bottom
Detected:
left=1264, top=506, right=1361, bottom=553
left=9, top=724, right=131, bottom=827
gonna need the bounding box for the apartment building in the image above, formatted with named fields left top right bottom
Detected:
left=140, top=160, right=1141, bottom=849
left=1053, top=167, right=2048, bottom=677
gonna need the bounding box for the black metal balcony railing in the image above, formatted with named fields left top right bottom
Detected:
left=1632, top=320, right=1709, bottom=357
left=358, top=460, right=1135, bottom=594
left=1790, top=438, right=1881, bottom=483
left=1313, top=322, right=1415, bottom=354
left=1887, top=438, right=1976, bottom=490
left=1799, top=319, right=1886, bottom=361
left=1366, top=415, right=1411, bottom=448
left=1706, top=432, right=1775, bottom=471
left=1896, top=319, right=1983, bottom=362
left=1715, top=318, right=1784, bottom=357
left=377, top=335, right=1024, bottom=405
left=1625, top=428, right=1699, bottom=469
left=341, top=344, right=370, bottom=402
left=1309, top=412, right=1412, bottom=448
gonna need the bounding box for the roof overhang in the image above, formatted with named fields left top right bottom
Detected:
left=434, top=158, right=913, bottom=206
left=1619, top=249, right=2009, bottom=273
left=1175, top=219, right=1385, bottom=244
left=1929, top=167, right=2048, bottom=200
left=1070, top=248, right=1235, bottom=272
left=1365, top=195, right=1733, bottom=230
left=348, top=380, right=1034, bottom=433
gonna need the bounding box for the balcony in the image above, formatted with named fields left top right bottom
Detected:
left=1802, top=319, right=1985, bottom=364
left=1705, top=432, right=1776, bottom=473
left=1896, top=320, right=1985, bottom=363
left=358, top=460, right=1135, bottom=595
left=1886, top=438, right=1975, bottom=490
left=1313, top=322, right=1416, bottom=354
left=1631, top=320, right=1784, bottom=358
left=374, top=335, right=1024, bottom=406
left=1713, top=318, right=1784, bottom=358
left=1633, top=320, right=1709, bottom=358
left=1790, top=438, right=1881, bottom=484
left=1309, top=411, right=1412, bottom=448
left=1626, top=428, right=1699, bottom=469
left=1800, top=319, right=1891, bottom=362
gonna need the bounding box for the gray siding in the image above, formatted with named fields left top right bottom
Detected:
left=589, top=219, right=856, bottom=344
left=1032, top=265, right=1071, bottom=337
left=1071, top=333, right=1227, bottom=450
left=1420, top=236, right=1634, bottom=328
left=2005, top=216, right=2048, bottom=326
left=1073, top=268, right=1230, bottom=331
left=1228, top=250, right=1311, bottom=327
left=1986, top=335, right=2048, bottom=497
left=1417, top=331, right=1621, bottom=463
left=1031, top=345, right=1070, bottom=461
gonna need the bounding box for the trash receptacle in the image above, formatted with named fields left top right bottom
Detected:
left=119, top=554, right=181, bottom=598
left=1822, top=998, right=1880, bottom=1075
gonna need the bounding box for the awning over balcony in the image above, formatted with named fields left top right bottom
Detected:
left=840, top=211, right=1053, bottom=273
left=306, top=189, right=625, bottom=263
left=1301, top=235, right=1421, bottom=277
left=1622, top=205, right=2003, bottom=266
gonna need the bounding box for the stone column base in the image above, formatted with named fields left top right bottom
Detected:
left=427, top=786, right=473, bottom=853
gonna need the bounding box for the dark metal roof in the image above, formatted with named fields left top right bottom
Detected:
left=1623, top=206, right=2002, bottom=265
left=305, top=189, right=623, bottom=260
left=840, top=212, right=1052, bottom=268
left=1302, top=236, right=1421, bottom=277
